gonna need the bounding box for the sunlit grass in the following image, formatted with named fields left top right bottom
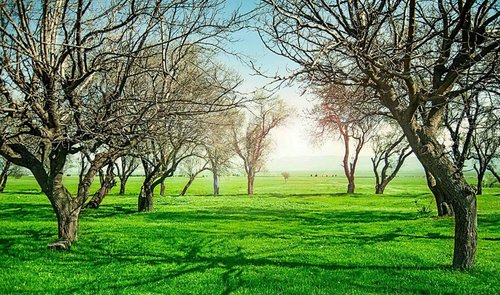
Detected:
left=0, top=175, right=498, bottom=294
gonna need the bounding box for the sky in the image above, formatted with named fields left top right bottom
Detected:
left=221, top=1, right=367, bottom=161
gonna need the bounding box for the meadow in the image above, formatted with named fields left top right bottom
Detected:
left=0, top=174, right=498, bottom=294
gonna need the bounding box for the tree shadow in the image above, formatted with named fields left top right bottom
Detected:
left=53, top=237, right=450, bottom=294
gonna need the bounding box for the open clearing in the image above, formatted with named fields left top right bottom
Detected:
left=0, top=175, right=498, bottom=294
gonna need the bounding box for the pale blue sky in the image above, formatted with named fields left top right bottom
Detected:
left=220, top=1, right=359, bottom=160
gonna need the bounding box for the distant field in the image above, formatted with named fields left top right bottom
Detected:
left=0, top=175, right=498, bottom=294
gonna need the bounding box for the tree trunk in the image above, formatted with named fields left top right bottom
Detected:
left=375, top=182, right=387, bottom=194
left=399, top=122, right=476, bottom=269
left=85, top=176, right=116, bottom=209
left=425, top=169, right=454, bottom=216
left=213, top=172, right=220, bottom=196
left=452, top=196, right=477, bottom=269
left=347, top=178, right=355, bottom=193
left=119, top=176, right=128, bottom=195
left=0, top=161, right=11, bottom=193
left=160, top=180, right=166, bottom=196
left=84, top=164, right=116, bottom=209
left=48, top=188, right=81, bottom=250
left=138, top=183, right=154, bottom=212
left=247, top=173, right=254, bottom=195
left=476, top=171, right=484, bottom=195
left=180, top=176, right=195, bottom=196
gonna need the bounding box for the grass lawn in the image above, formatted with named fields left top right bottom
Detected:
left=0, top=175, right=498, bottom=294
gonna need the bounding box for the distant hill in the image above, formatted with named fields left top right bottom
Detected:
left=267, top=155, right=425, bottom=175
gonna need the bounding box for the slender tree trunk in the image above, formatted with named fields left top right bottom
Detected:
left=425, top=169, right=454, bottom=216
left=476, top=171, right=484, bottom=195
left=119, top=176, right=128, bottom=195
left=138, top=183, right=154, bottom=212
left=0, top=161, right=11, bottom=193
left=180, top=176, right=195, bottom=196
left=247, top=173, right=254, bottom=195
left=160, top=180, right=166, bottom=196
left=213, top=172, right=220, bottom=196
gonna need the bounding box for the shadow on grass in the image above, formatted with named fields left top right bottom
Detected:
left=56, top=239, right=449, bottom=294
left=0, top=203, right=53, bottom=220
left=146, top=207, right=419, bottom=225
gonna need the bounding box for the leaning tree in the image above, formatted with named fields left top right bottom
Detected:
left=259, top=0, right=499, bottom=269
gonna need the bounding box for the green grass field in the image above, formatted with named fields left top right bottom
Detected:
left=0, top=175, right=498, bottom=294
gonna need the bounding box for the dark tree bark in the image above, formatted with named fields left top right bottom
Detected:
left=474, top=163, right=486, bottom=195
left=180, top=167, right=209, bottom=196
left=0, top=161, right=11, bottom=193
left=119, top=181, right=127, bottom=195
left=425, top=169, right=454, bottom=216
left=180, top=177, right=195, bottom=196
left=400, top=123, right=476, bottom=270
left=138, top=182, right=154, bottom=212
left=84, top=163, right=117, bottom=209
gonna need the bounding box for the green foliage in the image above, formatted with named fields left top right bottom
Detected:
left=0, top=176, right=498, bottom=294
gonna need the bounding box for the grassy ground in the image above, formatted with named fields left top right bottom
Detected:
left=0, top=175, right=498, bottom=294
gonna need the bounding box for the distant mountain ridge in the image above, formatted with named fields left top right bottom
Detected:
left=267, top=155, right=425, bottom=173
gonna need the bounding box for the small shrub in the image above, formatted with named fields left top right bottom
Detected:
left=414, top=199, right=432, bottom=217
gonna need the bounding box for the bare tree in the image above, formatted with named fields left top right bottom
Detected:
left=0, top=0, right=165, bottom=249
left=115, top=156, right=139, bottom=195
left=233, top=98, right=288, bottom=195
left=138, top=119, right=198, bottom=211
left=259, top=0, right=499, bottom=269
left=0, top=0, right=247, bottom=249
left=371, top=128, right=412, bottom=194
left=202, top=112, right=239, bottom=195
left=179, top=156, right=210, bottom=196
left=471, top=104, right=500, bottom=195
left=312, top=84, right=376, bottom=193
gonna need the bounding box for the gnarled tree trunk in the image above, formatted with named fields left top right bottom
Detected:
left=400, top=122, right=476, bottom=270
left=138, top=183, right=154, bottom=212
left=47, top=182, right=82, bottom=250
left=425, top=169, right=454, bottom=216
left=84, top=164, right=116, bottom=209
